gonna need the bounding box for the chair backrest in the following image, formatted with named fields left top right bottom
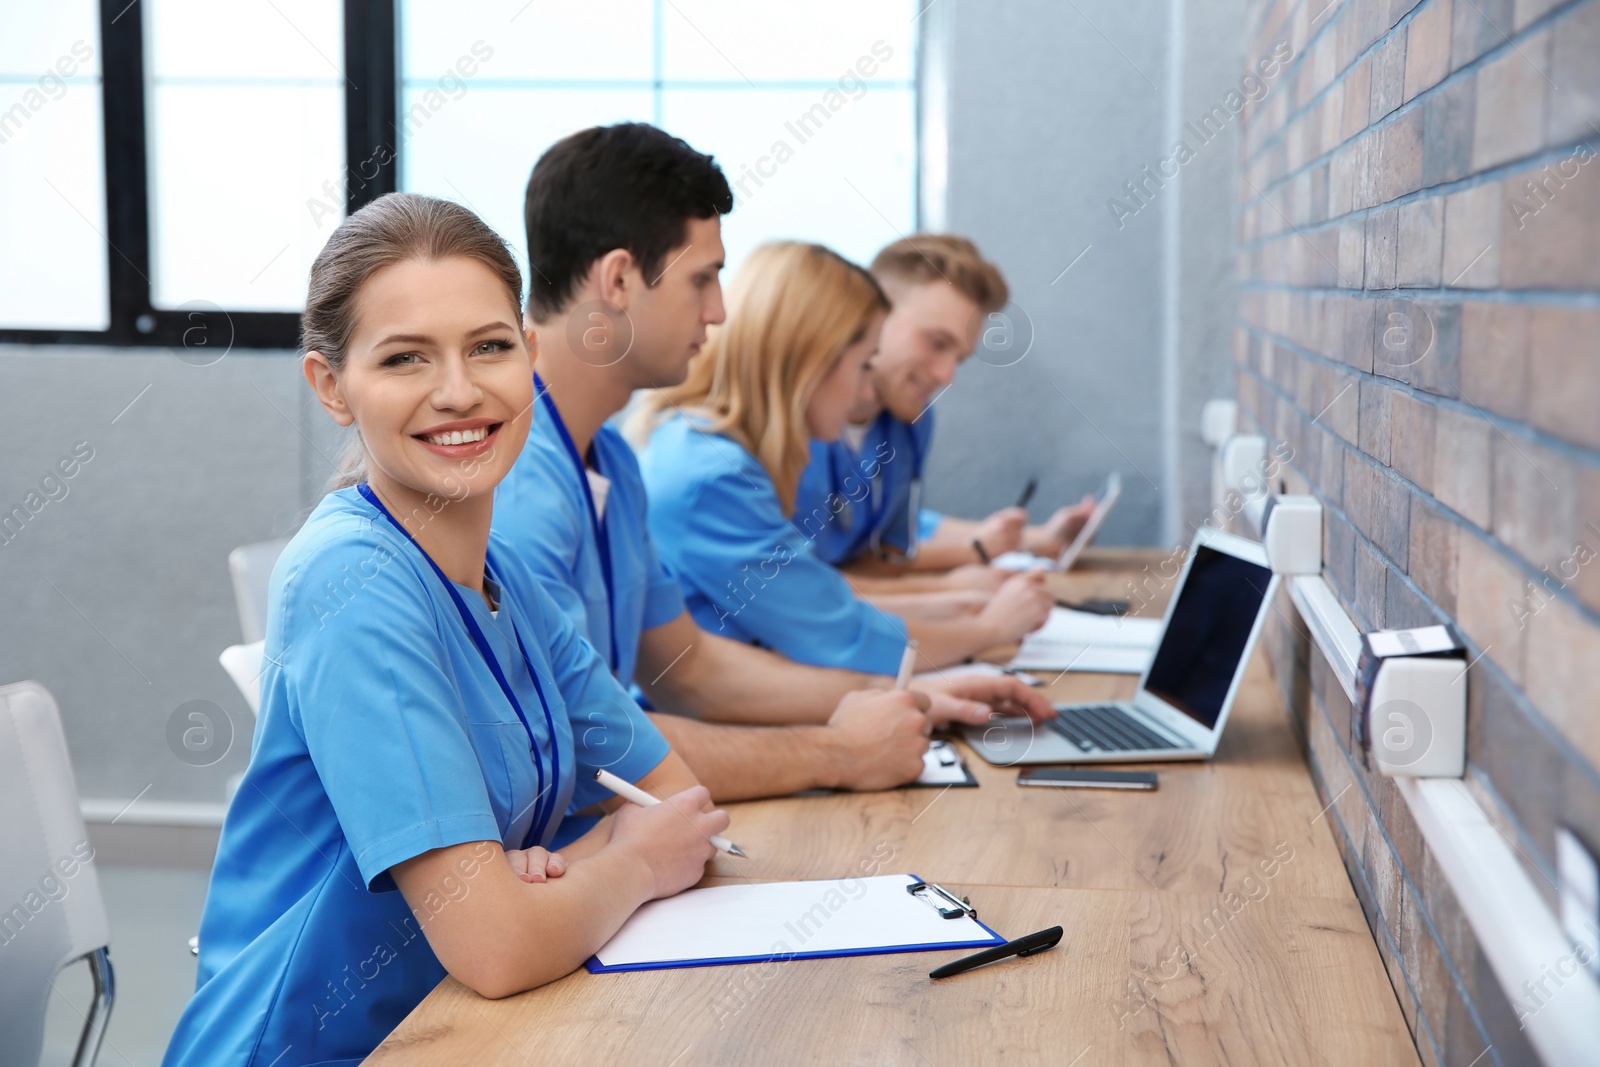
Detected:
left=227, top=538, right=289, bottom=644
left=219, top=641, right=267, bottom=717
left=0, top=681, right=112, bottom=1067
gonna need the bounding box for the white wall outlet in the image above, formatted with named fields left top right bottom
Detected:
left=1263, top=495, right=1322, bottom=575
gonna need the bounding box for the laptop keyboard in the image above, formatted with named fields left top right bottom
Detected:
left=1049, top=704, right=1183, bottom=752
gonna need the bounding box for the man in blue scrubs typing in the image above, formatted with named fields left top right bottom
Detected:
left=792, top=236, right=1099, bottom=580
left=494, top=125, right=1053, bottom=800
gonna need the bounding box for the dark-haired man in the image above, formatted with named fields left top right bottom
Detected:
left=492, top=124, right=1051, bottom=804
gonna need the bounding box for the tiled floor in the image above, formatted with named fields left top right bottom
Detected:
left=41, top=866, right=209, bottom=1067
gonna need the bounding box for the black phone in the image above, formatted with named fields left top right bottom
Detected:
left=1016, top=768, right=1158, bottom=790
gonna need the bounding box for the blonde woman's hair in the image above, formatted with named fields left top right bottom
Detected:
left=634, top=241, right=888, bottom=514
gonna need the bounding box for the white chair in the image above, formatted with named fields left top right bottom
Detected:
left=218, top=641, right=266, bottom=717
left=227, top=538, right=288, bottom=644
left=0, top=681, right=114, bottom=1067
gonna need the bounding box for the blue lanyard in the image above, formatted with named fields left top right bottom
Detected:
left=534, top=373, right=620, bottom=674
left=355, top=482, right=562, bottom=848
left=863, top=411, right=924, bottom=558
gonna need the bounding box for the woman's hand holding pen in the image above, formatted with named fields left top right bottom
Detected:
left=608, top=785, right=731, bottom=900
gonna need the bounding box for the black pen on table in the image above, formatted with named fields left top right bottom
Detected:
left=929, top=925, right=1063, bottom=979
left=1015, top=478, right=1038, bottom=510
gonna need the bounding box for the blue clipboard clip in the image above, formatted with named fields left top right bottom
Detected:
left=906, top=880, right=977, bottom=920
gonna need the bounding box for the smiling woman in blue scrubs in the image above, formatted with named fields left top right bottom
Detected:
left=162, top=194, right=728, bottom=1067
left=634, top=242, right=1053, bottom=674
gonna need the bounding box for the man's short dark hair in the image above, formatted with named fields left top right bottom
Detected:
left=523, top=123, right=734, bottom=322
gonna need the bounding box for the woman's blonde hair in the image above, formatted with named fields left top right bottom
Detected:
left=634, top=241, right=887, bottom=513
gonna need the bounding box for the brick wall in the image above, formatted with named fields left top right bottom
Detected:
left=1232, top=0, right=1600, bottom=1062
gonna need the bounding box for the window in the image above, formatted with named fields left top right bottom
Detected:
left=144, top=0, right=346, bottom=312
left=0, top=0, right=108, bottom=330
left=399, top=0, right=918, bottom=281
left=0, top=1, right=917, bottom=346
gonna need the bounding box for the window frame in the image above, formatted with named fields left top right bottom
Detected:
left=0, top=0, right=397, bottom=350
left=2, top=0, right=920, bottom=350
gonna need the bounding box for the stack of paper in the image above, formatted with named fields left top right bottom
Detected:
left=588, top=874, right=1004, bottom=972
left=1008, top=607, right=1161, bottom=673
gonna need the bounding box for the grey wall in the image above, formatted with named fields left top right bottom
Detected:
left=917, top=0, right=1246, bottom=545
left=0, top=345, right=335, bottom=806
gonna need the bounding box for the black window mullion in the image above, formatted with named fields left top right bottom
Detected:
left=344, top=0, right=399, bottom=217
left=1, top=1, right=399, bottom=350
left=99, top=0, right=152, bottom=346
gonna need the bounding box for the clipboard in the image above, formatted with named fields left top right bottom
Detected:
left=586, top=874, right=1005, bottom=973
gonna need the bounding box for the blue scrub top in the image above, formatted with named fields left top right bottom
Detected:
left=163, top=487, right=669, bottom=1067
left=493, top=404, right=685, bottom=692
left=639, top=414, right=908, bottom=674
left=792, top=408, right=945, bottom=566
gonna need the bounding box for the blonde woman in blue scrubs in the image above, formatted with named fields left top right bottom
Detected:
left=163, top=194, right=727, bottom=1066
left=635, top=242, right=1052, bottom=674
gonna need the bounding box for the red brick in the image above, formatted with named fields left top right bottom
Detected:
left=1471, top=36, right=1550, bottom=171
left=1371, top=34, right=1409, bottom=120
left=1513, top=0, right=1563, bottom=30
left=1451, top=0, right=1514, bottom=71
left=1408, top=496, right=1458, bottom=610
left=1526, top=593, right=1600, bottom=767
left=1396, top=196, right=1444, bottom=287
left=1379, top=105, right=1426, bottom=201
left=1422, top=73, right=1477, bottom=186
left=1407, top=300, right=1461, bottom=398
left=1391, top=389, right=1439, bottom=491
left=1492, top=432, right=1577, bottom=570
left=1356, top=536, right=1390, bottom=624
left=1545, top=1, right=1600, bottom=144
left=1366, top=207, right=1401, bottom=288
left=1526, top=306, right=1600, bottom=450
left=1360, top=378, right=1397, bottom=462
left=1433, top=406, right=1493, bottom=526
left=1458, top=301, right=1529, bottom=420
left=1441, top=181, right=1501, bottom=287
left=1576, top=467, right=1600, bottom=615
left=1456, top=532, right=1528, bottom=684
left=1501, top=155, right=1600, bottom=289
left=1405, top=0, right=1455, bottom=101
left=1344, top=56, right=1374, bottom=140
left=1344, top=297, right=1377, bottom=371
left=1338, top=218, right=1367, bottom=286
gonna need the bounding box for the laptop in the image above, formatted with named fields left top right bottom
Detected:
left=965, top=526, right=1279, bottom=765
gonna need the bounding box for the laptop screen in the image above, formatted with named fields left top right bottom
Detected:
left=1141, top=544, right=1274, bottom=729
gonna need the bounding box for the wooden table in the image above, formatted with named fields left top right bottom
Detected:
left=367, top=550, right=1419, bottom=1066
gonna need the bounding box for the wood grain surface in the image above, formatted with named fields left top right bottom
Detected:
left=366, top=550, right=1418, bottom=1066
